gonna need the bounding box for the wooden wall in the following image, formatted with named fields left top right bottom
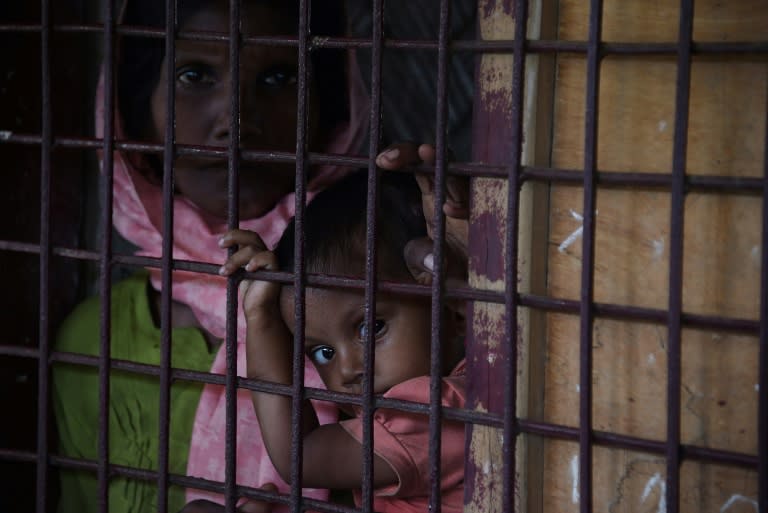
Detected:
left=467, top=1, right=764, bottom=512
left=541, top=1, right=764, bottom=511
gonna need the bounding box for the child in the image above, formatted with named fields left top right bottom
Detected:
left=220, top=172, right=467, bottom=513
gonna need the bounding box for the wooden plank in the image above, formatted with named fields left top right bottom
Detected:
left=465, top=0, right=555, bottom=511
left=542, top=0, right=765, bottom=511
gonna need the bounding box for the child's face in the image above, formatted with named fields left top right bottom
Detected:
left=279, top=286, right=434, bottom=396
left=150, top=1, right=318, bottom=220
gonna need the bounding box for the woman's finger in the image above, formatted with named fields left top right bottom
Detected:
left=177, top=499, right=225, bottom=513
left=238, top=483, right=279, bottom=513
left=403, top=237, right=435, bottom=285
left=375, top=142, right=422, bottom=170
left=444, top=175, right=470, bottom=219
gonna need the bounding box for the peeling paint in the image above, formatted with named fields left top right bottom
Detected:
left=640, top=472, right=666, bottom=513
left=558, top=209, right=585, bottom=253
left=570, top=455, right=579, bottom=504
left=652, top=238, right=665, bottom=259
left=471, top=211, right=505, bottom=283
left=720, top=494, right=757, bottom=512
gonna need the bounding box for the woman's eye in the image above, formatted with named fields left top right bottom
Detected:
left=358, top=319, right=387, bottom=341
left=176, top=67, right=215, bottom=87
left=309, top=346, right=335, bottom=365
left=262, top=70, right=297, bottom=88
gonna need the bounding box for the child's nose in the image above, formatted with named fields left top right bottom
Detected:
left=338, top=348, right=364, bottom=388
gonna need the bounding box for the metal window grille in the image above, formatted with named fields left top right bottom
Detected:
left=0, top=1, right=765, bottom=513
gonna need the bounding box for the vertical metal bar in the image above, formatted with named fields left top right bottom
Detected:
left=290, top=1, right=311, bottom=511
left=225, top=0, right=242, bottom=511
left=760, top=80, right=768, bottom=513
left=666, top=2, right=693, bottom=512
left=98, top=0, right=116, bottom=511
left=35, top=0, right=52, bottom=510
left=429, top=0, right=451, bottom=512
left=361, top=0, right=385, bottom=510
left=579, top=1, right=602, bottom=511
left=157, top=0, right=177, bottom=511
left=502, top=0, right=529, bottom=510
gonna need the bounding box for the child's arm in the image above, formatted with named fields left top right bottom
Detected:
left=220, top=230, right=398, bottom=490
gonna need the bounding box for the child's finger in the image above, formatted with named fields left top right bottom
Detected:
left=220, top=245, right=260, bottom=275
left=238, top=280, right=252, bottom=302
left=244, top=251, right=278, bottom=273
left=218, top=229, right=267, bottom=250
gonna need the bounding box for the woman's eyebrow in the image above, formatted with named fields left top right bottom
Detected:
left=175, top=42, right=228, bottom=60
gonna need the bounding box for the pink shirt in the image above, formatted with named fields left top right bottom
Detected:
left=340, top=360, right=466, bottom=513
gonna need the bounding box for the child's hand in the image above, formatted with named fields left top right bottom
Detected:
left=219, top=229, right=280, bottom=318
left=376, top=143, right=469, bottom=284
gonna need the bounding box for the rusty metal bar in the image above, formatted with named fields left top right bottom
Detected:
left=758, top=67, right=768, bottom=513
left=427, top=0, right=452, bottom=511
left=223, top=1, right=242, bottom=512
left=35, top=0, right=52, bottom=510
left=156, top=0, right=177, bottom=511
left=1, top=132, right=767, bottom=191
left=578, top=0, right=603, bottom=510
left=4, top=407, right=761, bottom=471
left=501, top=0, right=529, bottom=510
left=3, top=238, right=763, bottom=337
left=360, top=0, right=385, bottom=510
left=97, top=0, right=116, bottom=511
left=4, top=21, right=768, bottom=56
left=289, top=0, right=311, bottom=511
left=665, top=1, right=694, bottom=511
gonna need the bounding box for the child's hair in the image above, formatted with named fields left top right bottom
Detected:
left=116, top=0, right=347, bottom=143
left=274, top=171, right=427, bottom=281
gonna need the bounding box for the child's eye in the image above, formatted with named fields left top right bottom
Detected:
left=261, top=69, right=297, bottom=88
left=358, top=319, right=387, bottom=341
left=176, top=66, right=216, bottom=87
left=309, top=346, right=335, bottom=365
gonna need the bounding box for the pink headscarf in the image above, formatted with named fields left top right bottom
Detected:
left=96, top=31, right=368, bottom=508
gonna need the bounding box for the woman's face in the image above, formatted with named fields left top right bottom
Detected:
left=150, top=1, right=318, bottom=220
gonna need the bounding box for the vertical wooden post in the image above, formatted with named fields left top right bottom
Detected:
left=464, top=1, right=554, bottom=511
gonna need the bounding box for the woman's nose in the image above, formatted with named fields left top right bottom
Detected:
left=211, top=80, right=263, bottom=144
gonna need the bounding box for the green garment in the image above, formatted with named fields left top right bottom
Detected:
left=52, top=272, right=217, bottom=513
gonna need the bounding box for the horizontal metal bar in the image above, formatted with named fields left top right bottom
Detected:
left=0, top=241, right=760, bottom=335
left=0, top=134, right=763, bottom=193
left=1, top=23, right=766, bottom=55
left=1, top=417, right=758, bottom=472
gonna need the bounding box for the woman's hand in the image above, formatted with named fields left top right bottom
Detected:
left=178, top=484, right=279, bottom=513
left=376, top=143, right=469, bottom=285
